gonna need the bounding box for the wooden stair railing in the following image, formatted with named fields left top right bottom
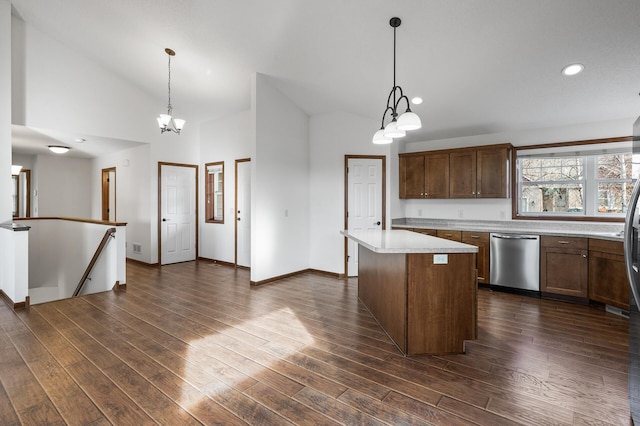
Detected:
left=73, top=227, right=116, bottom=297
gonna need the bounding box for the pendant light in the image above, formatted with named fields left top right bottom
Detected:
left=372, top=17, right=421, bottom=144
left=157, top=48, right=186, bottom=134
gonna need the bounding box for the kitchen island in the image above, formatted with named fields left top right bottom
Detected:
left=342, top=229, right=478, bottom=356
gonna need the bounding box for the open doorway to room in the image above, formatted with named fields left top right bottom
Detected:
left=344, top=155, right=386, bottom=277
left=101, top=167, right=116, bottom=221
left=158, top=162, right=198, bottom=265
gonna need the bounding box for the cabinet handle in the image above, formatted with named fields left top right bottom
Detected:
left=477, top=192, right=481, bottom=195
left=470, top=235, right=479, bottom=239
left=558, top=240, right=570, bottom=244
left=472, top=191, right=475, bottom=195
left=582, top=254, right=587, bottom=258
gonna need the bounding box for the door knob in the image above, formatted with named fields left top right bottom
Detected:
left=374, top=221, right=381, bottom=226
left=237, top=217, right=241, bottom=221
left=162, top=218, right=169, bottom=222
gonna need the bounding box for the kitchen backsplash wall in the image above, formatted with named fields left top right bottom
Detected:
left=402, top=198, right=513, bottom=221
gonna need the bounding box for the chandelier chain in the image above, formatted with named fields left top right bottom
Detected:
left=167, top=54, right=172, bottom=114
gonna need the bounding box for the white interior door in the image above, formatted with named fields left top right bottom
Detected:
left=236, top=159, right=251, bottom=268
left=347, top=157, right=383, bottom=276
left=161, top=164, right=196, bottom=265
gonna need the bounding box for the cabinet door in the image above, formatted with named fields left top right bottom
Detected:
left=425, top=153, right=449, bottom=198
left=540, top=246, right=588, bottom=298
left=399, top=155, right=425, bottom=199
left=412, top=228, right=437, bottom=236
left=588, top=239, right=629, bottom=310
left=449, top=151, right=477, bottom=198
left=462, top=231, right=489, bottom=284
left=477, top=147, right=508, bottom=198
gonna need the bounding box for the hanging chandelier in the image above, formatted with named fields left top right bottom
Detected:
left=372, top=17, right=421, bottom=144
left=157, top=48, right=186, bottom=134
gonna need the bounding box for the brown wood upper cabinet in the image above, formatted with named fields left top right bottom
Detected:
left=450, top=146, right=510, bottom=198
left=399, top=153, right=449, bottom=199
left=400, top=144, right=511, bottom=199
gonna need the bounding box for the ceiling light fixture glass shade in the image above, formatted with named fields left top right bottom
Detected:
left=48, top=145, right=70, bottom=154
left=383, top=120, right=406, bottom=138
left=561, top=63, right=584, bottom=76
left=372, top=129, right=393, bottom=144
left=157, top=48, right=185, bottom=134
left=372, top=17, right=421, bottom=144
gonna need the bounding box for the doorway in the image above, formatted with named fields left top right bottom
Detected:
left=158, top=162, right=198, bottom=265
left=101, top=167, right=116, bottom=221
left=344, top=156, right=386, bottom=277
left=235, top=158, right=251, bottom=268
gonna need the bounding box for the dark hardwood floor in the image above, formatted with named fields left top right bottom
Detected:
left=0, top=260, right=631, bottom=425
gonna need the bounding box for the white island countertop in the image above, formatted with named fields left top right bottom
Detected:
left=341, top=229, right=478, bottom=254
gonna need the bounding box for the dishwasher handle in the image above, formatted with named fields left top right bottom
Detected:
left=491, top=233, right=538, bottom=240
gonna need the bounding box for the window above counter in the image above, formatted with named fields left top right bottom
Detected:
left=514, top=136, right=636, bottom=222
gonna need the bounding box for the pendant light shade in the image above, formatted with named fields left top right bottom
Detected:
left=383, top=120, right=406, bottom=138
left=372, top=129, right=393, bottom=144
left=396, top=111, right=422, bottom=131
left=372, top=17, right=421, bottom=144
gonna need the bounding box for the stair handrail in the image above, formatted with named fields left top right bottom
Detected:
left=73, top=227, right=116, bottom=297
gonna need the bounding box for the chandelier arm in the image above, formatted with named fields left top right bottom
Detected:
left=380, top=105, right=396, bottom=128
left=394, top=94, right=413, bottom=113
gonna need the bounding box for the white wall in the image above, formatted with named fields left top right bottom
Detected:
left=199, top=110, right=252, bottom=263
left=308, top=111, right=388, bottom=275
left=18, top=22, right=164, bottom=143
left=91, top=144, right=151, bottom=263
left=1, top=0, right=11, bottom=222
left=396, top=117, right=638, bottom=221
left=33, top=154, right=92, bottom=217
left=252, top=74, right=309, bottom=282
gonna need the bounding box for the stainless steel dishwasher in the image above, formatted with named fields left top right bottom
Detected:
left=490, top=233, right=540, bottom=291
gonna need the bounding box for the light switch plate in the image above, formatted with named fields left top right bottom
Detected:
left=433, top=254, right=448, bottom=264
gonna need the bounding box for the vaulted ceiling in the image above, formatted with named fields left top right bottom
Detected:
left=10, top=0, right=640, bottom=147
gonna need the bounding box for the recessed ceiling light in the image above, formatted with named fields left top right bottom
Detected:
left=411, top=97, right=423, bottom=105
left=561, top=63, right=584, bottom=76
left=48, top=145, right=70, bottom=154
left=74, top=138, right=86, bottom=143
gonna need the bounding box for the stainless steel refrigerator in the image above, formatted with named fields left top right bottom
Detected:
left=624, top=115, right=640, bottom=423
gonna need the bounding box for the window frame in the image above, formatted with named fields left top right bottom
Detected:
left=512, top=136, right=633, bottom=222
left=205, top=161, right=224, bottom=224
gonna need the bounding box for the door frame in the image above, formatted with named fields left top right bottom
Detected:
left=101, top=167, right=116, bottom=221
left=157, top=162, right=199, bottom=266
left=343, top=155, right=386, bottom=276
left=234, top=158, right=251, bottom=268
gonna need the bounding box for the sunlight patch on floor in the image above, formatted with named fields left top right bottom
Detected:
left=180, top=306, right=315, bottom=408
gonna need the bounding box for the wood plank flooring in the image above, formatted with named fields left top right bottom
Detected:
left=0, top=260, right=631, bottom=425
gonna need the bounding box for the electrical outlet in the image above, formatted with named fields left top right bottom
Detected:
left=284, top=209, right=288, bottom=217
left=417, top=209, right=422, bottom=216
left=500, top=210, right=506, bottom=219
left=457, top=209, right=463, bottom=218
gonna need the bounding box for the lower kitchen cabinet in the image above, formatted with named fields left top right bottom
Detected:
left=540, top=236, right=589, bottom=300
left=462, top=231, right=489, bottom=284
left=588, top=239, right=629, bottom=311
left=436, top=229, right=462, bottom=241
left=411, top=228, right=437, bottom=236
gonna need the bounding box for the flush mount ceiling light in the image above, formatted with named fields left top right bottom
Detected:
left=157, top=48, right=186, bottom=134
left=372, top=17, right=422, bottom=145
left=48, top=145, right=70, bottom=154
left=561, top=63, right=584, bottom=76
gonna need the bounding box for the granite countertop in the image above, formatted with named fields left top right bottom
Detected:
left=341, top=229, right=478, bottom=254
left=391, top=218, right=625, bottom=242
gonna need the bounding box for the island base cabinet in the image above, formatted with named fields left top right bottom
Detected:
left=358, top=249, right=408, bottom=354
left=358, top=246, right=477, bottom=356
left=407, top=253, right=477, bottom=355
